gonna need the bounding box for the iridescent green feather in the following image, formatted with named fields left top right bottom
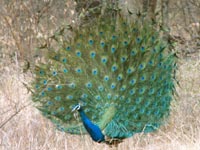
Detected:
left=32, top=15, right=176, bottom=139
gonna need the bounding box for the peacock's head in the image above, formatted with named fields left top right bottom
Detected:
left=72, top=104, right=81, bottom=112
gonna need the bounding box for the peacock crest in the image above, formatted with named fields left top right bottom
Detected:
left=31, top=10, right=177, bottom=144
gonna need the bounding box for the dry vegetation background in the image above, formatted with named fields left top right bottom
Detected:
left=0, top=0, right=200, bottom=150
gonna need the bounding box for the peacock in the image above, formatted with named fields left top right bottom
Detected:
left=31, top=10, right=177, bottom=145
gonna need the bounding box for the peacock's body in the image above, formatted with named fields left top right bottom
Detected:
left=72, top=104, right=105, bottom=142
left=32, top=14, right=176, bottom=143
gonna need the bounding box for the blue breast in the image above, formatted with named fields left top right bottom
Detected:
left=79, top=109, right=105, bottom=142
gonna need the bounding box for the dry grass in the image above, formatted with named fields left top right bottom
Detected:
left=0, top=1, right=199, bottom=149
left=0, top=53, right=200, bottom=150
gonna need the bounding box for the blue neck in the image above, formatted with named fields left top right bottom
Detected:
left=79, top=109, right=91, bottom=123
left=78, top=108, right=105, bottom=143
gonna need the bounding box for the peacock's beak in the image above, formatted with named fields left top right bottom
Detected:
left=71, top=104, right=81, bottom=112
left=71, top=107, right=76, bottom=112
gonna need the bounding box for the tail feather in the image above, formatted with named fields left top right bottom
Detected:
left=32, top=14, right=176, bottom=139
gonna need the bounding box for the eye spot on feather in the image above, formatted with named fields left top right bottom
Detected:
left=46, top=101, right=53, bottom=106
left=52, top=71, right=57, bottom=76
left=68, top=82, right=76, bottom=88
left=92, top=68, right=98, bottom=75
left=55, top=96, right=61, bottom=101
left=151, top=36, right=155, bottom=42
left=100, top=41, right=105, bottom=47
left=136, top=97, right=142, bottom=104
left=140, top=46, right=145, bottom=52
left=47, top=87, right=52, bottom=91
left=140, top=108, right=145, bottom=114
left=76, top=51, right=82, bottom=57
left=112, top=35, right=117, bottom=40
left=159, top=54, right=163, bottom=59
left=62, top=58, right=67, bottom=63
left=113, top=94, right=119, bottom=100
left=56, top=85, right=62, bottom=89
left=111, top=46, right=116, bottom=53
left=131, top=106, right=136, bottom=112
left=99, top=31, right=104, bottom=36
left=90, top=51, right=96, bottom=58
left=86, top=82, right=92, bottom=88
left=123, top=40, right=128, bottom=46
left=136, top=37, right=141, bottom=43
left=39, top=70, right=44, bottom=75
left=76, top=68, right=82, bottom=73
left=76, top=43, right=81, bottom=47
left=88, top=39, right=94, bottom=45
left=111, top=64, right=118, bottom=72
left=144, top=101, right=151, bottom=107
left=107, top=93, right=112, bottom=99
left=159, top=76, right=163, bottom=81
left=63, top=68, right=68, bottom=73
left=126, top=98, right=131, bottom=104
left=111, top=83, right=116, bottom=89
left=121, top=56, right=127, bottom=63
left=148, top=60, right=153, bottom=65
left=95, top=95, right=101, bottom=100
left=131, top=49, right=137, bottom=56
left=120, top=85, right=126, bottom=91
left=35, top=85, right=39, bottom=89
left=67, top=95, right=73, bottom=100
left=140, top=76, right=146, bottom=81
left=51, top=111, right=57, bottom=115
left=129, top=79, right=136, bottom=85
left=117, top=74, right=123, bottom=81
left=127, top=67, right=134, bottom=74
left=101, top=57, right=108, bottom=64
left=104, top=75, right=109, bottom=82
left=81, top=93, right=88, bottom=99
left=152, top=48, right=157, bottom=53
left=43, top=80, right=47, bottom=85
left=98, top=85, right=104, bottom=91
left=139, top=64, right=145, bottom=70
left=148, top=88, right=155, bottom=95
left=129, top=89, right=135, bottom=95
left=54, top=55, right=59, bottom=61
left=151, top=74, right=156, bottom=81
left=58, top=107, right=65, bottom=112
left=157, top=90, right=162, bottom=97
left=66, top=46, right=71, bottom=51
left=158, top=62, right=163, bottom=68
left=139, top=88, right=145, bottom=94
left=41, top=91, right=45, bottom=96
left=120, top=96, right=125, bottom=100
